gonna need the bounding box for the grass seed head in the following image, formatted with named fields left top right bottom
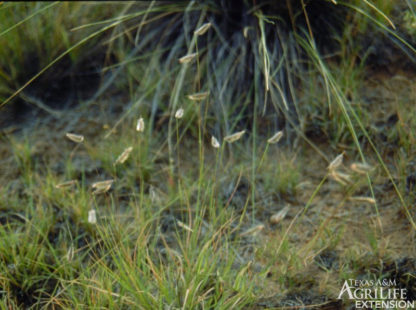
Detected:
left=194, top=22, right=211, bottom=36
left=224, top=130, right=246, bottom=143
left=55, top=180, right=77, bottom=189
left=92, top=185, right=112, bottom=195
left=92, top=179, right=114, bottom=189
left=66, top=246, right=74, bottom=262
left=335, top=171, right=351, bottom=183
left=267, top=130, right=284, bottom=144
left=240, top=224, right=265, bottom=237
left=179, top=53, right=197, bottom=64
left=177, top=220, right=193, bottom=232
left=329, top=170, right=351, bottom=185
left=88, top=209, right=97, bottom=224
left=211, top=136, right=220, bottom=148
left=187, top=91, right=209, bottom=101
left=92, top=179, right=114, bottom=194
left=114, top=146, right=133, bottom=165
left=175, top=108, right=184, bottom=119
left=350, top=162, right=373, bottom=174
left=328, top=153, right=343, bottom=171
left=136, top=117, right=145, bottom=132
left=349, top=196, right=376, bottom=204
left=66, top=133, right=84, bottom=143
left=270, top=205, right=290, bottom=224
left=243, top=26, right=250, bottom=38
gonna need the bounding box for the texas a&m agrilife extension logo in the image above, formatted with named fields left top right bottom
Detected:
left=337, top=278, right=415, bottom=309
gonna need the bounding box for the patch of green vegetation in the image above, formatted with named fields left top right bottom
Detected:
left=1, top=0, right=416, bottom=308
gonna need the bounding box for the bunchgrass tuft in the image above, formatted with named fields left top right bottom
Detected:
left=1, top=1, right=416, bottom=308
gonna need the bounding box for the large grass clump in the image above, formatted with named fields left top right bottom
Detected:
left=1, top=1, right=416, bottom=309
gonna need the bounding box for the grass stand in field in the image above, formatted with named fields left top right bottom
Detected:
left=1, top=1, right=416, bottom=309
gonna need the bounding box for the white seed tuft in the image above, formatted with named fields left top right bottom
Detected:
left=327, top=153, right=343, bottom=171
left=88, top=209, right=97, bottom=224
left=211, top=136, right=220, bottom=148
left=92, top=179, right=114, bottom=194
left=66, top=133, right=84, bottom=143
left=187, top=91, right=209, bottom=101
left=350, top=162, right=373, bottom=174
left=224, top=130, right=246, bottom=143
left=194, top=22, right=212, bottom=36
left=267, top=130, right=284, bottom=144
left=329, top=170, right=351, bottom=185
left=136, top=117, right=145, bottom=132
left=175, top=108, right=184, bottom=119
left=114, top=146, right=133, bottom=165
left=92, top=179, right=114, bottom=189
left=179, top=53, right=197, bottom=64
left=93, top=185, right=112, bottom=195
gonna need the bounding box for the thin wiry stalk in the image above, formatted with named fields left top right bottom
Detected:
left=167, top=3, right=204, bottom=178
left=0, top=2, right=59, bottom=38
left=298, top=34, right=416, bottom=230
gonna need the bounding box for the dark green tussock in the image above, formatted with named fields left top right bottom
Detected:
left=1, top=1, right=416, bottom=309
